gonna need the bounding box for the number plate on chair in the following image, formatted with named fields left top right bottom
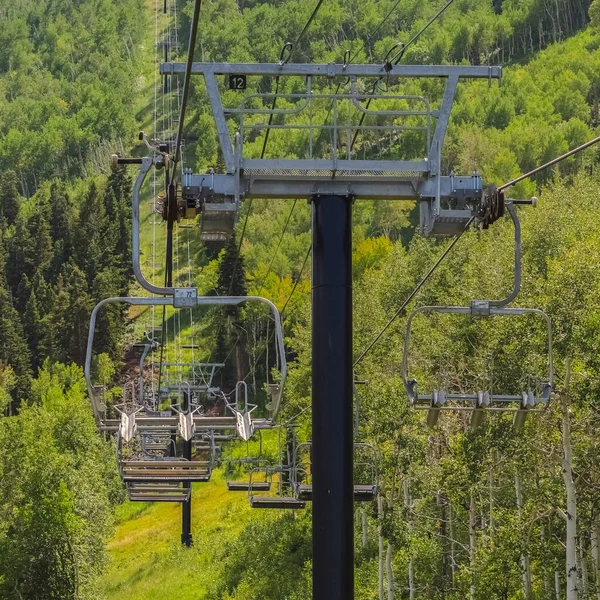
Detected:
left=173, top=288, right=198, bottom=308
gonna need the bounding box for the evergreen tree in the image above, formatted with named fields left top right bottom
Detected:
left=0, top=170, right=22, bottom=226
left=91, top=267, right=124, bottom=361
left=6, top=210, right=52, bottom=303
left=75, top=181, right=112, bottom=286
left=48, top=182, right=74, bottom=281
left=60, top=263, right=91, bottom=366
left=22, top=288, right=42, bottom=369
left=0, top=250, right=32, bottom=403
left=217, top=232, right=248, bottom=298
left=215, top=232, right=249, bottom=390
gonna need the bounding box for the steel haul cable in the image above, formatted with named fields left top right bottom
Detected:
left=210, top=0, right=328, bottom=371
left=353, top=132, right=600, bottom=369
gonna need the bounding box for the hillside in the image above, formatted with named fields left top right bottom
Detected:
left=2, top=0, right=600, bottom=599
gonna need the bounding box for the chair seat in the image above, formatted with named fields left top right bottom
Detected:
left=129, top=493, right=189, bottom=503
left=296, top=484, right=377, bottom=502
left=250, top=496, right=306, bottom=510
left=227, top=481, right=271, bottom=492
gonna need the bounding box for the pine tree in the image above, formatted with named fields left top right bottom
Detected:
left=6, top=210, right=52, bottom=301
left=60, top=263, right=91, bottom=366
left=75, top=181, right=111, bottom=286
left=217, top=232, right=248, bottom=298
left=48, top=182, right=74, bottom=281
left=0, top=249, right=32, bottom=403
left=23, top=288, right=42, bottom=368
left=0, top=170, right=22, bottom=226
left=215, top=232, right=249, bottom=390
left=102, top=168, right=132, bottom=290
left=91, top=267, right=124, bottom=361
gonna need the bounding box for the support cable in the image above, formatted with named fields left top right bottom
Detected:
left=171, top=0, right=202, bottom=182
left=388, top=0, right=456, bottom=66
left=240, top=243, right=312, bottom=385
left=353, top=216, right=474, bottom=368
left=353, top=131, right=600, bottom=369
left=498, top=134, right=600, bottom=191
left=226, top=0, right=327, bottom=297
left=349, top=0, right=457, bottom=154
left=256, top=200, right=298, bottom=295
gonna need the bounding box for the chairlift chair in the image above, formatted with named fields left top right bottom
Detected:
left=127, top=482, right=191, bottom=503
left=225, top=430, right=272, bottom=492
left=402, top=203, right=553, bottom=429
left=247, top=466, right=306, bottom=510
left=292, top=442, right=378, bottom=502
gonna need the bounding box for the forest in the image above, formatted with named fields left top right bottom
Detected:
left=2, top=0, right=600, bottom=598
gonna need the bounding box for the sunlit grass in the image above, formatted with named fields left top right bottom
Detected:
left=99, top=471, right=255, bottom=599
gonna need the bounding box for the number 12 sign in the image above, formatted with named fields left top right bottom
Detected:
left=229, top=74, right=247, bottom=90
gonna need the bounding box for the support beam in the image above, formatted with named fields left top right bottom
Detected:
left=312, top=194, right=354, bottom=600
left=181, top=391, right=193, bottom=547
left=161, top=62, right=502, bottom=80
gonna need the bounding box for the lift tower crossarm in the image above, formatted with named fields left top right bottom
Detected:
left=158, top=61, right=501, bottom=235
left=161, top=62, right=502, bottom=79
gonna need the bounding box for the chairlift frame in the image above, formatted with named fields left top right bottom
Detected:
left=401, top=203, right=553, bottom=428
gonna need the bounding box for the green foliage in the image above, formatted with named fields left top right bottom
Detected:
left=0, top=0, right=146, bottom=195
left=0, top=363, right=122, bottom=599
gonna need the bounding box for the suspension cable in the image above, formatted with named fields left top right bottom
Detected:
left=256, top=200, right=298, bottom=295
left=281, top=244, right=312, bottom=316
left=226, top=0, right=327, bottom=297
left=349, top=0, right=457, bottom=154
left=171, top=0, right=202, bottom=183
left=354, top=130, right=600, bottom=368
left=238, top=243, right=312, bottom=386
left=498, top=134, right=600, bottom=192
left=353, top=216, right=474, bottom=368
left=389, top=0, right=456, bottom=65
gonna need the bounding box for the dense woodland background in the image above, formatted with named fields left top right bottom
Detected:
left=2, top=0, right=600, bottom=598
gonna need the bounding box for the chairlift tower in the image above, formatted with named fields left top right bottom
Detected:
left=139, top=58, right=503, bottom=600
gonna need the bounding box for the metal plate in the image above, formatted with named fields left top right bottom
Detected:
left=173, top=287, right=198, bottom=308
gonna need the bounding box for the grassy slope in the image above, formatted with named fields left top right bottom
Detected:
left=99, top=472, right=256, bottom=599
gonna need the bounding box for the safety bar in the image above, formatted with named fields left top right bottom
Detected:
left=85, top=295, right=287, bottom=423
left=401, top=306, right=553, bottom=404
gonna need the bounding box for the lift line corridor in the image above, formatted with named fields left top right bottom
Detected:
left=85, top=2, right=600, bottom=597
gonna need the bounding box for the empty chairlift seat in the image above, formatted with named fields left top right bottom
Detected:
left=249, top=496, right=306, bottom=509
left=121, top=459, right=212, bottom=482
left=292, top=442, right=378, bottom=502
left=295, top=483, right=377, bottom=502
left=127, top=482, right=191, bottom=503
left=227, top=480, right=272, bottom=492
left=246, top=467, right=306, bottom=510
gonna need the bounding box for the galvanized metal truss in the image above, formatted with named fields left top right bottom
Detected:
left=158, top=61, right=502, bottom=236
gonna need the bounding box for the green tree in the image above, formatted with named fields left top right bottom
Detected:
left=0, top=170, right=22, bottom=226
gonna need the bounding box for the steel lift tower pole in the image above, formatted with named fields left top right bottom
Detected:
left=311, top=194, right=354, bottom=599
left=181, top=390, right=193, bottom=547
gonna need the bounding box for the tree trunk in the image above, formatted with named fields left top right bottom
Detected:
left=470, top=494, right=477, bottom=600
left=541, top=523, right=554, bottom=599
left=591, top=523, right=600, bottom=600
left=449, top=502, right=456, bottom=583
left=561, top=360, right=578, bottom=600
left=579, top=537, right=589, bottom=598
left=489, top=455, right=494, bottom=538
left=515, top=474, right=532, bottom=599
left=378, top=494, right=384, bottom=600
left=404, top=480, right=415, bottom=600
left=386, top=542, right=395, bottom=600
left=362, top=504, right=368, bottom=549
left=556, top=570, right=562, bottom=600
